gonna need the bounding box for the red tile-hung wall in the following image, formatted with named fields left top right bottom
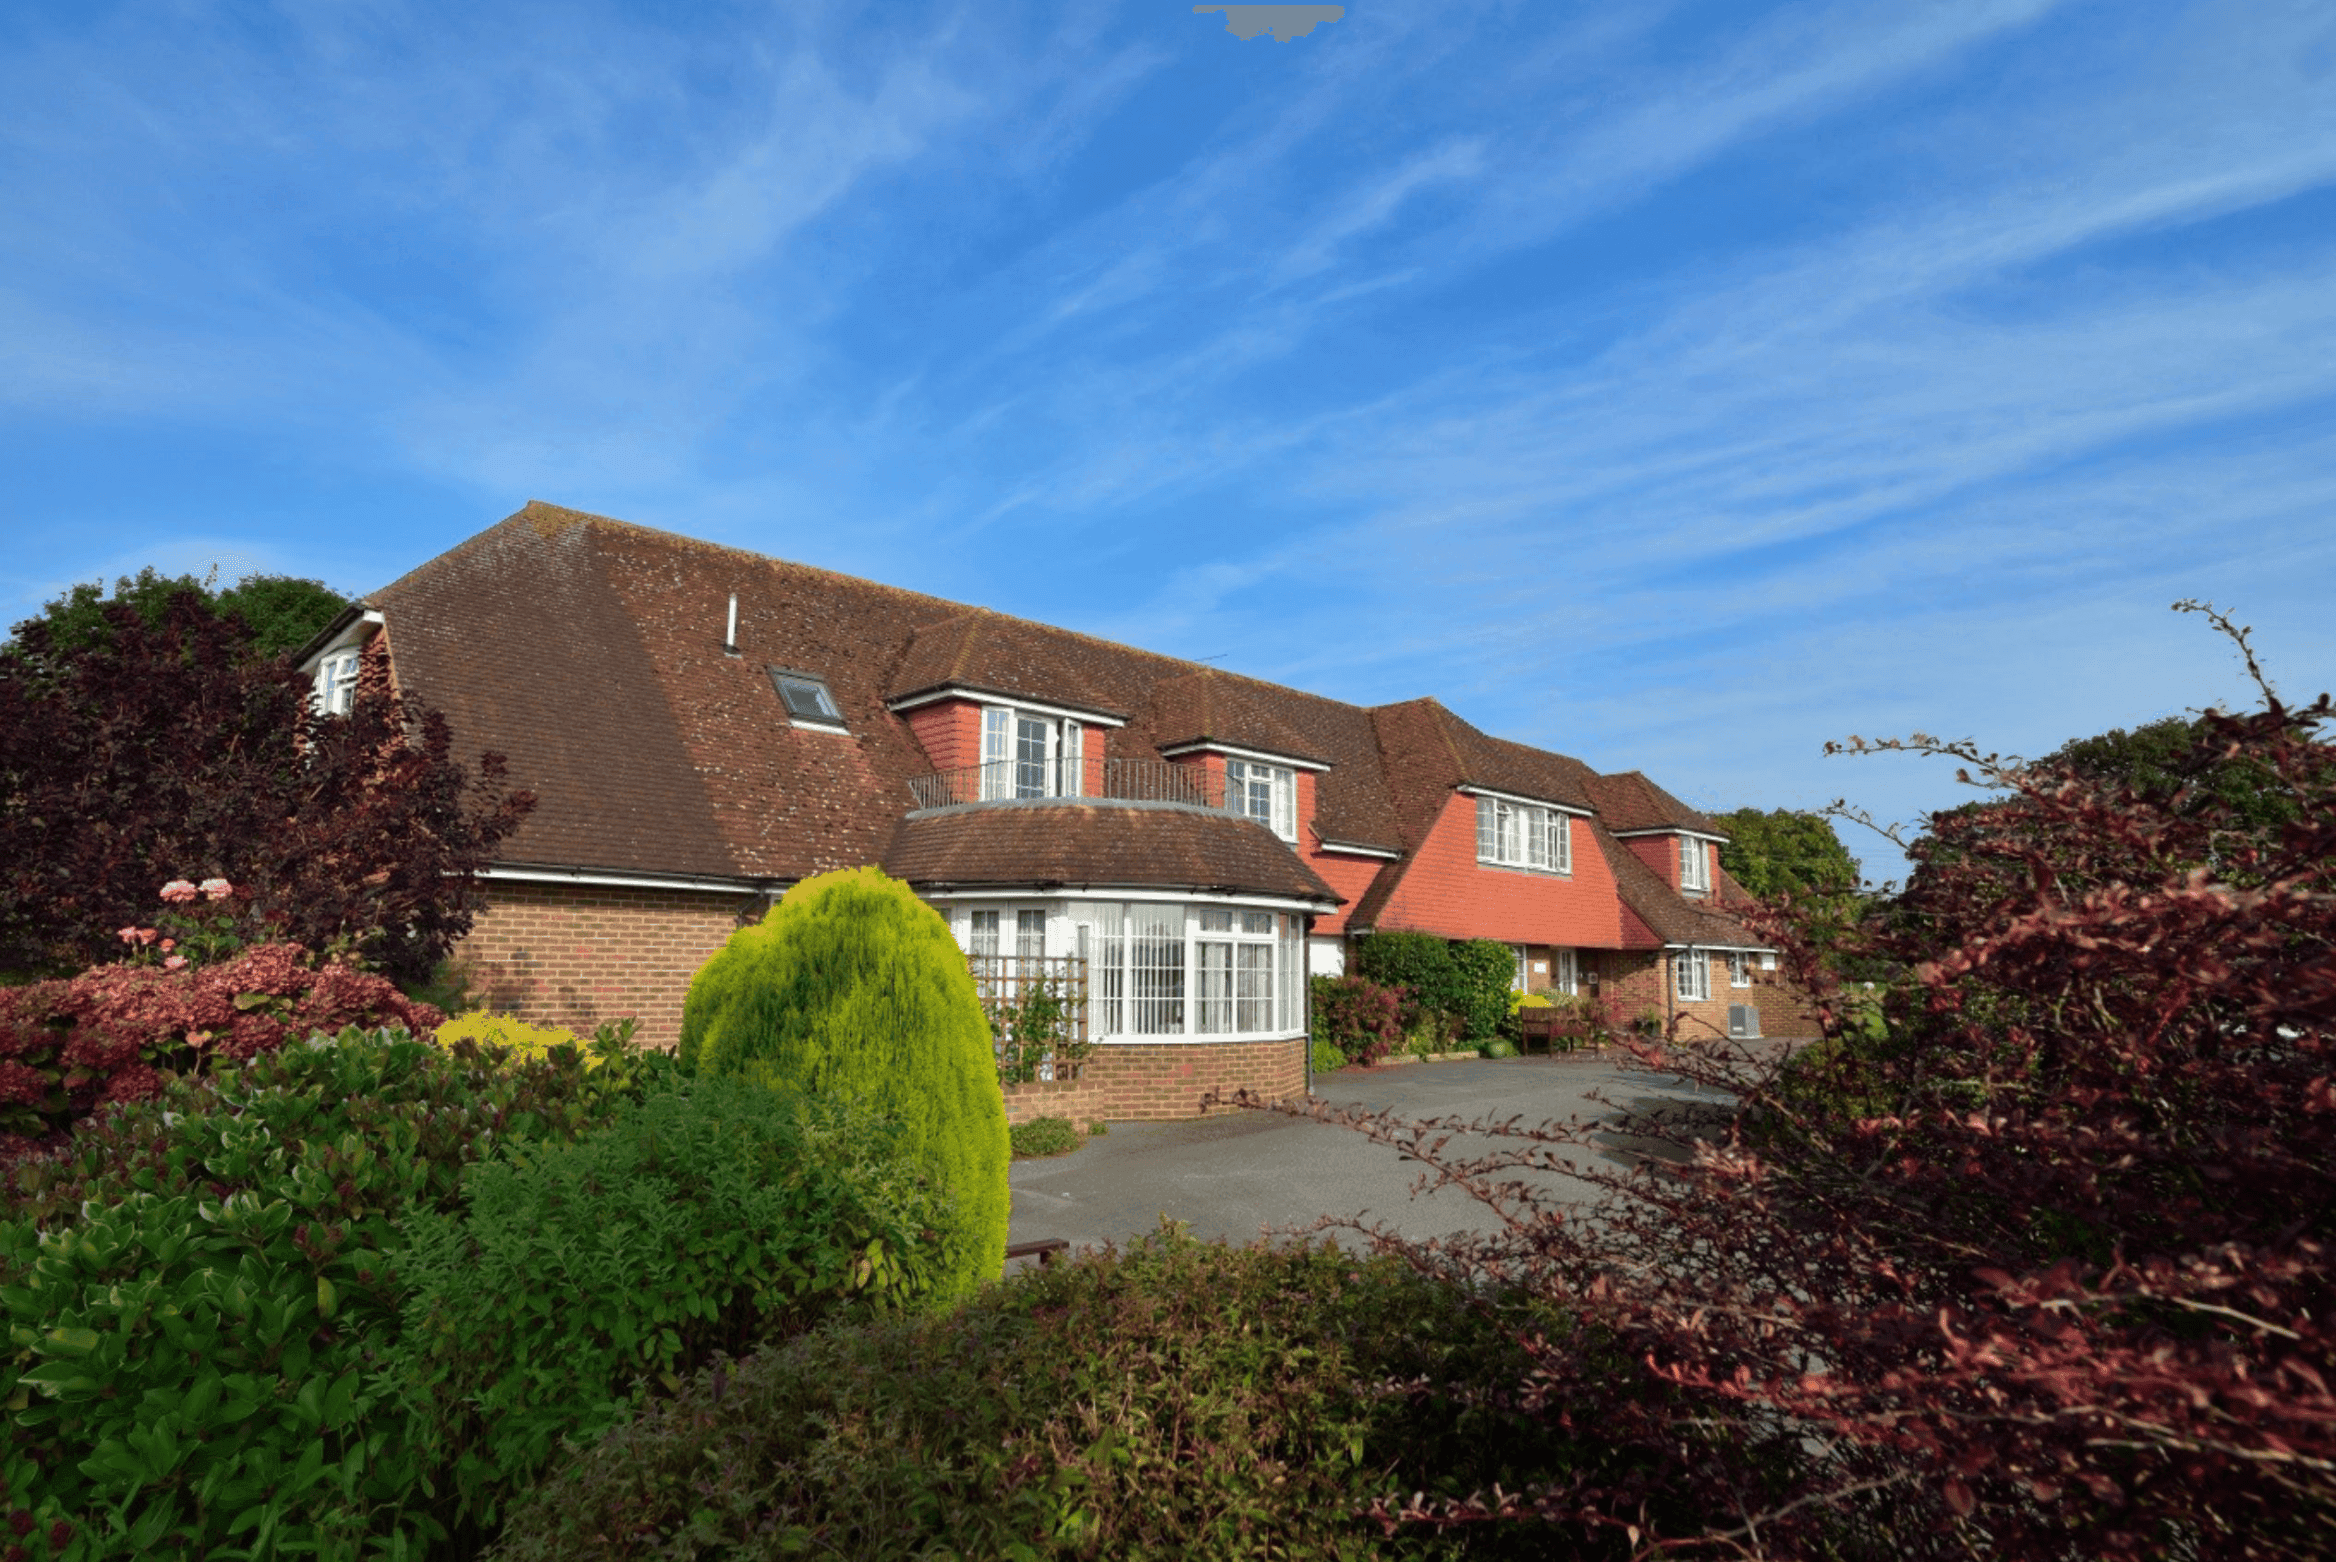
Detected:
left=1626, top=835, right=1676, bottom=886
left=1372, top=796, right=1625, bottom=948
left=1305, top=852, right=1385, bottom=935
left=905, top=700, right=982, bottom=773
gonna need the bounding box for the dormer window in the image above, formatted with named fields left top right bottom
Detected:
left=1224, top=758, right=1295, bottom=842
left=981, top=705, right=1085, bottom=799
left=1475, top=794, right=1571, bottom=874
left=1679, top=836, right=1710, bottom=891
left=772, top=671, right=847, bottom=733
left=315, top=649, right=361, bottom=716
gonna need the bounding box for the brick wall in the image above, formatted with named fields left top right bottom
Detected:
left=456, top=882, right=757, bottom=1047
left=1373, top=796, right=1625, bottom=948
left=1000, top=1036, right=1307, bottom=1124
left=905, top=700, right=982, bottom=773
left=1305, top=851, right=1386, bottom=935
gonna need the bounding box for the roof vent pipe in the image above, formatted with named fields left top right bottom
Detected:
left=723, top=594, right=740, bottom=657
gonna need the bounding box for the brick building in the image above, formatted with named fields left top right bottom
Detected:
left=299, top=502, right=1803, bottom=1121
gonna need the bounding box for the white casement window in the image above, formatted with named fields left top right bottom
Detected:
left=1278, top=915, right=1303, bottom=1031
left=1476, top=797, right=1571, bottom=872
left=1511, top=944, right=1529, bottom=994
left=1224, top=759, right=1296, bottom=842
left=1553, top=947, right=1579, bottom=996
left=980, top=707, right=1083, bottom=800
left=1193, top=909, right=1279, bottom=1034
left=1679, top=837, right=1711, bottom=891
left=314, top=649, right=361, bottom=716
left=1675, top=947, right=1711, bottom=1003
left=1129, top=903, right=1187, bottom=1035
left=1728, top=951, right=1752, bottom=988
left=1068, top=904, right=1126, bottom=1036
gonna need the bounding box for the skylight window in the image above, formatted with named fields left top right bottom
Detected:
left=771, top=671, right=846, bottom=730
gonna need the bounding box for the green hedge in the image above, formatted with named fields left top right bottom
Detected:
left=392, top=1074, right=950, bottom=1536
left=489, top=1225, right=1628, bottom=1561
left=0, top=1025, right=653, bottom=1561
left=1350, top=932, right=1516, bottom=1042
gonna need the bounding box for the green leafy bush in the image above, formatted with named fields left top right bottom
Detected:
left=990, top=973, right=1091, bottom=1085
left=0, top=1025, right=643, bottom=1561
left=1349, top=933, right=1515, bottom=1042
left=1311, top=1036, right=1346, bottom=1073
left=391, top=1074, right=948, bottom=1536
left=489, top=1226, right=1630, bottom=1562
left=1008, top=1114, right=1082, bottom=1158
left=678, top=866, right=1009, bottom=1299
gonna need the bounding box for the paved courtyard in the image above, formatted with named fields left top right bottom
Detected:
left=1006, top=1051, right=1739, bottom=1263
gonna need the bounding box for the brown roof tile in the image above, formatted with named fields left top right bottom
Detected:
left=885, top=804, right=1342, bottom=902
left=1583, top=771, right=1726, bottom=836
left=1137, top=671, right=1330, bottom=766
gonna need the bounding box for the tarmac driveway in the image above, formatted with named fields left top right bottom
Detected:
left=1006, top=1052, right=1739, bottom=1263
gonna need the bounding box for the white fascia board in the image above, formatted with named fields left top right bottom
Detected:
left=1456, top=784, right=1592, bottom=816
left=297, top=611, right=385, bottom=675
left=1612, top=826, right=1728, bottom=844
left=1314, top=839, right=1400, bottom=859
left=923, top=885, right=1331, bottom=914
left=481, top=865, right=778, bottom=896
left=1662, top=940, right=1775, bottom=954
left=1154, top=740, right=1330, bottom=773
left=885, top=686, right=1127, bottom=728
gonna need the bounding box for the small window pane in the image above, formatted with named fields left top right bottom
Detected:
left=775, top=674, right=841, bottom=722
left=1016, top=909, right=1045, bottom=961
left=1199, top=908, right=1233, bottom=933
left=1241, top=911, right=1274, bottom=935
left=1236, top=945, right=1272, bottom=1031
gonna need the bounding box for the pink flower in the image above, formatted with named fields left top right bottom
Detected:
left=199, top=877, right=235, bottom=901
left=159, top=880, right=199, bottom=904
left=163, top=955, right=188, bottom=971
left=159, top=938, right=176, bottom=953
left=116, top=926, right=143, bottom=945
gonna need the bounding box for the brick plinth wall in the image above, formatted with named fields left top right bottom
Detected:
left=1001, top=1036, right=1307, bottom=1124
left=455, top=882, right=758, bottom=1047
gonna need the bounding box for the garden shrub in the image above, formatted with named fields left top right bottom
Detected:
left=1311, top=1036, right=1346, bottom=1073
left=0, top=1025, right=641, bottom=1561
left=1349, top=933, right=1514, bottom=1041
left=1008, top=1114, right=1081, bottom=1158
left=392, top=1073, right=948, bottom=1536
left=0, top=932, right=440, bottom=1156
left=489, top=1225, right=1643, bottom=1562
left=678, top=866, right=1009, bottom=1298
left=1309, top=973, right=1408, bottom=1067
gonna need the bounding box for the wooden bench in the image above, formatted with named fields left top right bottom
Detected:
left=1004, top=1238, right=1070, bottom=1268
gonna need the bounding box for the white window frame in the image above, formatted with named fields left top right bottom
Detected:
left=772, top=671, right=847, bottom=731
left=1223, top=759, right=1296, bottom=843
left=1728, top=951, right=1752, bottom=988
left=1474, top=796, right=1571, bottom=873
left=1553, top=947, right=1579, bottom=996
left=315, top=649, right=362, bottom=716
left=1511, top=944, right=1529, bottom=994
left=1059, top=900, right=1306, bottom=1041
left=979, top=706, right=1084, bottom=800
left=1679, top=836, right=1711, bottom=892
left=1675, top=947, right=1712, bottom=1003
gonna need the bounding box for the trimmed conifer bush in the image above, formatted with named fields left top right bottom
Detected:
left=678, top=866, right=1009, bottom=1297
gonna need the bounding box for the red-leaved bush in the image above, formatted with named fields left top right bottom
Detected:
left=0, top=942, right=442, bottom=1153
left=1310, top=974, right=1412, bottom=1066
left=1237, top=606, right=2334, bottom=1560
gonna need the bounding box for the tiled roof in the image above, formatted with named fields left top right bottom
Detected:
left=365, top=503, right=1731, bottom=910
left=1582, top=771, right=1727, bottom=836
left=1138, top=671, right=1330, bottom=766
left=885, top=804, right=1342, bottom=903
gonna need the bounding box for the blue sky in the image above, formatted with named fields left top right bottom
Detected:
left=4, top=0, right=2332, bottom=885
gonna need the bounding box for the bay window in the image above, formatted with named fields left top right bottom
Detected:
left=1054, top=900, right=1308, bottom=1040
left=1476, top=795, right=1571, bottom=873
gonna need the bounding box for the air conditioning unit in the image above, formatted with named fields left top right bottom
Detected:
left=1727, top=1004, right=1761, bottom=1040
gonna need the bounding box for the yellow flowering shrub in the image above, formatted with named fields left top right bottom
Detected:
left=433, top=1011, right=602, bottom=1070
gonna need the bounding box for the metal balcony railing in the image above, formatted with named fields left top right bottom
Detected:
left=907, top=757, right=1227, bottom=812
